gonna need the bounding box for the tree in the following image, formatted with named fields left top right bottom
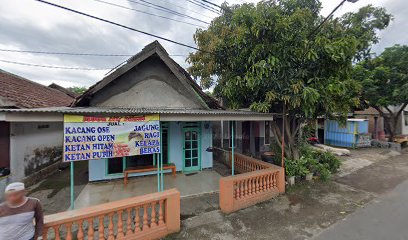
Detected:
left=353, top=45, right=408, bottom=141
left=68, top=86, right=87, bottom=95
left=187, top=0, right=391, bottom=160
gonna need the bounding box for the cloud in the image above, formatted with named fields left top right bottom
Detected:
left=0, top=0, right=405, bottom=87
left=321, top=0, right=407, bottom=53
left=0, top=0, right=210, bottom=87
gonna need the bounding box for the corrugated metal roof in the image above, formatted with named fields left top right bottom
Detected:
left=0, top=107, right=275, bottom=116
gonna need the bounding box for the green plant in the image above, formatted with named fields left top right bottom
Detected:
left=298, top=145, right=341, bottom=181
left=353, top=45, right=408, bottom=141
left=316, top=151, right=341, bottom=173
left=285, top=145, right=341, bottom=181
left=301, top=145, right=341, bottom=173
left=297, top=157, right=311, bottom=177
left=188, top=1, right=391, bottom=160
left=305, top=157, right=319, bottom=174
left=285, top=160, right=297, bottom=177
left=317, top=164, right=331, bottom=181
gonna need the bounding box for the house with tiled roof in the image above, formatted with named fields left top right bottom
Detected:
left=0, top=70, right=74, bottom=109
left=0, top=41, right=272, bottom=190
left=353, top=107, right=385, bottom=140
left=0, top=70, right=76, bottom=190
left=48, top=83, right=80, bottom=99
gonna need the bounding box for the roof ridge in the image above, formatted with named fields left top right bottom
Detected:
left=0, top=69, right=74, bottom=108
left=0, top=68, right=73, bottom=96
left=48, top=83, right=79, bottom=98
left=74, top=41, right=222, bottom=109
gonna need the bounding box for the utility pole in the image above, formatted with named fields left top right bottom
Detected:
left=309, top=0, right=360, bottom=39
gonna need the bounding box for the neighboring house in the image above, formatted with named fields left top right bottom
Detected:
left=404, top=107, right=408, bottom=135
left=354, top=107, right=385, bottom=139
left=0, top=70, right=74, bottom=109
left=0, top=69, right=75, bottom=187
left=387, top=105, right=408, bottom=136
left=354, top=105, right=408, bottom=138
left=48, top=83, right=80, bottom=99
left=213, top=119, right=274, bottom=157
left=0, top=41, right=273, bottom=183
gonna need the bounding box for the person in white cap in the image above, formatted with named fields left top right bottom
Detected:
left=0, top=182, right=43, bottom=240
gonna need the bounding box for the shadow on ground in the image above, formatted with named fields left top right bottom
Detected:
left=168, top=181, right=373, bottom=240
left=27, top=161, right=88, bottom=214
left=168, top=149, right=408, bottom=240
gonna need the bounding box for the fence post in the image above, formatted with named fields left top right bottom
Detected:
left=219, top=177, right=235, bottom=214
left=165, top=190, right=180, bottom=233
left=277, top=168, right=285, bottom=193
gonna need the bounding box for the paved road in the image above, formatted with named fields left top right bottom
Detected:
left=314, top=178, right=408, bottom=240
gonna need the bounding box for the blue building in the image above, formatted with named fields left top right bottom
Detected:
left=324, top=119, right=371, bottom=148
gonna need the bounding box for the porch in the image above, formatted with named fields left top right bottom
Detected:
left=42, top=152, right=285, bottom=239
left=74, top=170, right=222, bottom=209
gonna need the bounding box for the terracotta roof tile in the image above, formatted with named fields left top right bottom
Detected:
left=0, top=69, right=75, bottom=108
left=354, top=107, right=380, bottom=115
left=48, top=83, right=80, bottom=98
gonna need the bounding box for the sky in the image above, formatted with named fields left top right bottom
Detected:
left=0, top=0, right=406, bottom=88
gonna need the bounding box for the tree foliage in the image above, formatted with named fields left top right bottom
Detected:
left=188, top=0, right=391, bottom=159
left=68, top=86, right=87, bottom=95
left=353, top=45, right=408, bottom=140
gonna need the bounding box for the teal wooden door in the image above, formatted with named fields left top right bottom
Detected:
left=183, top=128, right=201, bottom=172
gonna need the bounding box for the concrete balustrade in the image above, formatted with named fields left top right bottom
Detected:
left=43, top=189, right=180, bottom=240
left=228, top=152, right=272, bottom=173
left=220, top=152, right=285, bottom=213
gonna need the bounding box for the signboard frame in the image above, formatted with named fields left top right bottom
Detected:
left=64, top=114, right=165, bottom=209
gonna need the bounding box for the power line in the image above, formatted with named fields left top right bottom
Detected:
left=0, top=49, right=130, bottom=56
left=191, top=0, right=220, bottom=12
left=128, top=0, right=210, bottom=25
left=0, top=48, right=188, bottom=57
left=155, top=0, right=213, bottom=19
left=188, top=0, right=220, bottom=14
left=198, top=0, right=223, bottom=10
left=189, top=0, right=219, bottom=14
left=33, top=0, right=203, bottom=52
left=0, top=59, right=111, bottom=70
left=91, top=0, right=206, bottom=28
left=308, top=0, right=349, bottom=39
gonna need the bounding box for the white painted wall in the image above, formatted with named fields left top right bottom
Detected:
left=387, top=105, right=408, bottom=135
left=96, top=79, right=201, bottom=109
left=259, top=121, right=265, bottom=138
left=9, top=122, right=63, bottom=181
left=402, top=107, right=408, bottom=135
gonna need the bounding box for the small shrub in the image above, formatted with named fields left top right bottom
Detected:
left=317, top=164, right=331, bottom=181
left=285, top=160, right=297, bottom=177
left=298, top=145, right=341, bottom=181
left=285, top=146, right=341, bottom=182
left=304, top=157, right=319, bottom=174
left=297, top=157, right=311, bottom=177
left=316, top=151, right=341, bottom=173
left=285, top=158, right=310, bottom=178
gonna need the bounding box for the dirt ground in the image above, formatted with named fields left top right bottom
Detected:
left=27, top=161, right=89, bottom=214
left=336, top=147, right=402, bottom=177
left=26, top=147, right=408, bottom=238
left=167, top=147, right=408, bottom=240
